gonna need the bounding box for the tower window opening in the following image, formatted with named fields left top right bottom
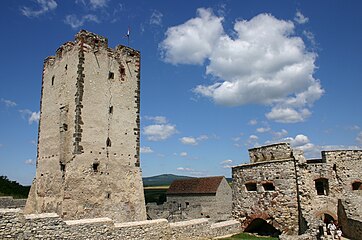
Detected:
left=51, top=76, right=55, bottom=86
left=62, top=123, right=68, bottom=131
left=120, top=67, right=125, bottom=76
left=315, top=178, right=329, bottom=195
left=109, top=106, right=113, bottom=114
left=92, top=163, right=99, bottom=172
left=245, top=182, right=257, bottom=191
left=65, top=64, right=68, bottom=70
left=106, top=192, right=111, bottom=199
left=60, top=163, right=66, bottom=172
left=262, top=182, right=275, bottom=191
left=106, top=137, right=111, bottom=147
left=352, top=181, right=362, bottom=190
left=108, top=71, right=114, bottom=79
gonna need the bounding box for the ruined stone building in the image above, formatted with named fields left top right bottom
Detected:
left=147, top=176, right=232, bottom=222
left=24, top=30, right=146, bottom=222
left=232, top=143, right=362, bottom=239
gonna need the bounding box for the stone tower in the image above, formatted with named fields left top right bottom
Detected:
left=25, top=30, right=146, bottom=222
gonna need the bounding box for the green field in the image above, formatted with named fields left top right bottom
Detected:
left=220, top=232, right=278, bottom=240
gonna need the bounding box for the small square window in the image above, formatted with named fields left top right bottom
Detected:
left=108, top=72, right=114, bottom=79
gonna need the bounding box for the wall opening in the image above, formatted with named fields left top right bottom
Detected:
left=109, top=106, right=113, bottom=114
left=120, top=67, right=125, bottom=76
left=352, top=181, right=362, bottom=190
left=315, top=178, right=329, bottom=195
left=62, top=123, right=68, bottom=131
left=106, top=137, right=111, bottom=147
left=185, top=202, right=190, bottom=208
left=245, top=182, right=257, bottom=191
left=106, top=192, right=111, bottom=199
left=244, top=218, right=281, bottom=237
left=51, top=75, right=55, bottom=86
left=60, top=163, right=66, bottom=172
left=65, top=64, right=68, bottom=70
left=92, top=163, right=99, bottom=172
left=262, top=182, right=275, bottom=191
left=108, top=71, right=114, bottom=79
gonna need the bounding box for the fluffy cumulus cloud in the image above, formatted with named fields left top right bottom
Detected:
left=160, top=8, right=224, bottom=65
left=180, top=152, right=188, bottom=157
left=220, top=159, right=233, bottom=168
left=21, top=0, right=57, bottom=18
left=64, top=14, right=99, bottom=29
left=161, top=9, right=323, bottom=123
left=140, top=146, right=153, bottom=153
left=19, top=109, right=40, bottom=124
left=143, top=124, right=178, bottom=141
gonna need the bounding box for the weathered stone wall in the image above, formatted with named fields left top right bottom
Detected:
left=248, top=143, right=292, bottom=163
left=0, top=197, right=26, bottom=208
left=232, top=143, right=362, bottom=238
left=25, top=30, right=146, bottom=222
left=338, top=195, right=362, bottom=240
left=232, top=158, right=299, bottom=235
left=0, top=209, right=240, bottom=239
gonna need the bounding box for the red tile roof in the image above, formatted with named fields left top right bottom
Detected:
left=166, top=176, right=224, bottom=195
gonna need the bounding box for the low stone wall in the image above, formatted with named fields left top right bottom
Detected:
left=0, top=196, right=27, bottom=208
left=0, top=208, right=240, bottom=239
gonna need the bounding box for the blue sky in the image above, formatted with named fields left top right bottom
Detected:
left=0, top=0, right=361, bottom=185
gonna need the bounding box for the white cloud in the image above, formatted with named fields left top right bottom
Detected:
left=160, top=8, right=224, bottom=65
left=140, top=146, right=153, bottom=153
left=180, top=152, right=188, bottom=157
left=76, top=0, right=108, bottom=9
left=180, top=137, right=197, bottom=145
left=248, top=119, right=258, bottom=125
left=303, top=30, right=316, bottom=46
left=143, top=124, right=178, bottom=141
left=176, top=167, right=194, bottom=172
left=21, top=0, right=57, bottom=18
left=64, top=14, right=99, bottom=29
left=1, top=98, right=17, bottom=107
left=357, top=132, right=362, bottom=145
left=256, top=127, right=271, bottom=133
left=220, top=159, right=232, bottom=164
left=150, top=10, right=163, bottom=26
left=294, top=10, right=309, bottom=24
left=180, top=135, right=209, bottom=145
left=161, top=9, right=323, bottom=123
left=266, top=107, right=311, bottom=123
left=272, top=129, right=288, bottom=139
left=19, top=109, right=40, bottom=124
left=249, top=135, right=258, bottom=141
left=145, top=116, right=167, bottom=124
left=25, top=159, right=36, bottom=165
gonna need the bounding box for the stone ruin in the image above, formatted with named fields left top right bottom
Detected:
left=0, top=30, right=241, bottom=240
left=232, top=142, right=362, bottom=239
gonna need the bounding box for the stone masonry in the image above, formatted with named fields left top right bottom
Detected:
left=232, top=143, right=362, bottom=239
left=24, top=30, right=146, bottom=222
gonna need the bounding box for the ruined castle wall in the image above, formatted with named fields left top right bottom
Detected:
left=215, top=177, right=233, bottom=221
left=0, top=209, right=240, bottom=239
left=338, top=195, right=362, bottom=240
left=25, top=30, right=146, bottom=222
left=0, top=197, right=26, bottom=208
left=232, top=159, right=299, bottom=235
left=298, top=150, right=362, bottom=227
left=248, top=143, right=292, bottom=163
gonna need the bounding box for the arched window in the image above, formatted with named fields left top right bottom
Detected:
left=315, top=178, right=329, bottom=195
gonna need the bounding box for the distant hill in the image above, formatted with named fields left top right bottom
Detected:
left=142, top=174, right=194, bottom=187
left=0, top=176, right=30, bottom=199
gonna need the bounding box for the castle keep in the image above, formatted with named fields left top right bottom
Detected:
left=24, top=30, right=146, bottom=222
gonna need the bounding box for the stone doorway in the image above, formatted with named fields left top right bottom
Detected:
left=244, top=218, right=281, bottom=237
